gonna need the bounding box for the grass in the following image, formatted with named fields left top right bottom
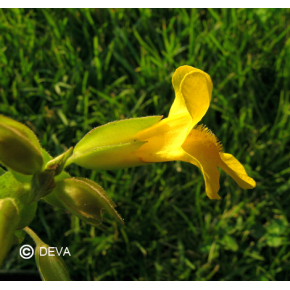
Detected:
left=0, top=8, right=290, bottom=281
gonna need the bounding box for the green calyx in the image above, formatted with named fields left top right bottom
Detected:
left=31, top=147, right=74, bottom=202
left=0, top=170, right=37, bottom=267
left=0, top=146, right=73, bottom=267
left=31, top=170, right=56, bottom=202
left=24, top=227, right=70, bottom=281
left=0, top=113, right=141, bottom=274
left=0, top=198, right=19, bottom=267
left=67, top=116, right=162, bottom=170
left=45, top=147, right=73, bottom=176
left=51, top=177, right=124, bottom=230
left=0, top=115, right=43, bottom=175
left=0, top=172, right=37, bottom=229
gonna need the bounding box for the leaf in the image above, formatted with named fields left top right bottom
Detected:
left=265, top=218, right=288, bottom=235
left=266, top=234, right=284, bottom=247
left=250, top=224, right=266, bottom=239
left=220, top=235, right=239, bottom=252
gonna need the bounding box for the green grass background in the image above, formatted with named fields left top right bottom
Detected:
left=0, top=8, right=290, bottom=281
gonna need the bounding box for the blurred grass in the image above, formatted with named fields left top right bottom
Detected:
left=0, top=8, right=290, bottom=281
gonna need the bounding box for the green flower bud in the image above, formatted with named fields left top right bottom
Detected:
left=0, top=171, right=37, bottom=229
left=0, top=198, right=19, bottom=267
left=53, top=177, right=124, bottom=229
left=24, top=227, right=70, bottom=281
left=66, top=116, right=162, bottom=170
left=0, top=115, right=43, bottom=175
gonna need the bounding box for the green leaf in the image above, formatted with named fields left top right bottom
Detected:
left=265, top=218, right=288, bottom=235
left=220, top=235, right=239, bottom=252
left=68, top=116, right=162, bottom=170
left=266, top=234, right=284, bottom=247
left=0, top=115, right=43, bottom=175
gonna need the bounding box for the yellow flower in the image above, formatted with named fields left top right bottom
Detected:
left=136, top=65, right=256, bottom=199
left=70, top=65, right=256, bottom=199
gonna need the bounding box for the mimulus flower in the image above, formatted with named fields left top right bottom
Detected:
left=136, top=65, right=256, bottom=199
left=69, top=65, right=256, bottom=199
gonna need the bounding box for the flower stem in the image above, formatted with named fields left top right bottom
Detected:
left=24, top=227, right=43, bottom=246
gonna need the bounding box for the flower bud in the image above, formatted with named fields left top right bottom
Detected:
left=0, top=115, right=43, bottom=175
left=25, top=227, right=70, bottom=281
left=53, top=177, right=124, bottom=229
left=67, top=116, right=162, bottom=170
left=0, top=198, right=19, bottom=267
left=35, top=244, right=70, bottom=281
left=1, top=171, right=38, bottom=229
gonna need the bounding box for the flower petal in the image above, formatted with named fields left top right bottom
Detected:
left=169, top=66, right=213, bottom=130
left=180, top=70, right=213, bottom=130
left=180, top=150, right=221, bottom=199
left=196, top=158, right=221, bottom=200
left=181, top=127, right=221, bottom=199
left=136, top=66, right=213, bottom=164
left=169, top=65, right=197, bottom=117
left=218, top=153, right=256, bottom=189
left=136, top=113, right=190, bottom=162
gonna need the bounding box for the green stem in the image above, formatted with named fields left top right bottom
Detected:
left=24, top=227, right=44, bottom=246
